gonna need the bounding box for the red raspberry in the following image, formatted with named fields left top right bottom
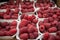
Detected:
left=20, top=14, right=25, bottom=19
left=32, top=19, right=38, bottom=24
left=43, top=19, right=49, bottom=23
left=6, top=31, right=11, bottom=36
left=39, top=21, right=44, bottom=26
left=39, top=25, right=45, bottom=33
left=57, top=22, right=60, bottom=30
left=20, top=19, right=28, bottom=27
left=33, top=32, right=38, bottom=38
left=1, top=22, right=8, bottom=27
left=25, top=2, right=30, bottom=5
left=0, top=12, right=3, bottom=18
left=3, top=14, right=11, bottom=19
left=21, top=5, right=26, bottom=9
left=43, top=14, right=48, bottom=18
left=32, top=15, right=36, bottom=19
left=44, top=23, right=51, bottom=29
left=52, top=14, right=57, bottom=19
left=20, top=33, right=28, bottom=39
left=0, top=31, right=5, bottom=36
left=55, top=36, right=60, bottom=40
left=51, top=20, right=58, bottom=26
left=29, top=33, right=34, bottom=39
left=27, top=24, right=32, bottom=27
left=38, top=13, right=42, bottom=18
left=28, top=25, right=38, bottom=33
left=20, top=27, right=28, bottom=34
left=31, top=23, right=36, bottom=27
left=28, top=4, right=33, bottom=8
left=14, top=8, right=19, bottom=14
left=43, top=32, right=50, bottom=40
left=30, top=8, right=34, bottom=12
left=27, top=16, right=33, bottom=21
left=48, top=17, right=54, bottom=22
left=10, top=26, right=16, bottom=29
left=48, top=27, right=57, bottom=33
left=48, top=35, right=56, bottom=40
left=10, top=21, right=17, bottom=26
left=11, top=15, right=18, bottom=19
left=23, top=14, right=28, bottom=19
left=9, top=28, right=17, bottom=36
left=6, top=26, right=10, bottom=31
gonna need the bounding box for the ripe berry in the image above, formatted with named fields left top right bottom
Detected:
left=20, top=33, right=28, bottom=39
left=48, top=27, right=57, bottom=33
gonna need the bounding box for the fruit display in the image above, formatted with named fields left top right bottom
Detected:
left=21, top=1, right=34, bottom=13
left=0, top=8, right=19, bottom=19
left=35, top=0, right=55, bottom=7
left=38, top=18, right=60, bottom=33
left=19, top=14, right=38, bottom=39
left=0, top=21, right=17, bottom=36
left=37, top=7, right=60, bottom=18
left=0, top=0, right=60, bottom=40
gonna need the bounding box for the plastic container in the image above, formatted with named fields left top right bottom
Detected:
left=0, top=20, right=18, bottom=39
left=16, top=14, right=41, bottom=40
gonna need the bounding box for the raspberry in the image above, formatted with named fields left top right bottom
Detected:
left=48, top=27, right=57, bottom=33
left=29, top=33, right=34, bottom=39
left=39, top=21, right=44, bottom=26
left=0, top=13, right=3, bottom=18
left=14, top=8, right=19, bottom=14
left=0, top=31, right=5, bottom=36
left=20, top=19, right=28, bottom=27
left=57, top=22, right=60, bottom=27
left=55, top=36, right=60, bottom=40
left=43, top=19, right=49, bottom=23
left=27, top=16, right=33, bottom=21
left=33, top=32, right=38, bottom=38
left=32, top=19, right=38, bottom=24
left=20, top=27, right=28, bottom=34
left=3, top=14, right=10, bottom=19
left=38, top=13, right=42, bottom=18
left=51, top=20, right=58, bottom=26
left=11, top=15, right=18, bottom=19
left=10, top=26, right=16, bottom=29
left=23, top=14, right=28, bottom=20
left=28, top=25, right=38, bottom=33
left=39, top=25, right=45, bottom=33
left=52, top=14, right=57, bottom=19
left=10, top=21, right=17, bottom=26
left=21, top=5, right=26, bottom=9
left=48, top=17, right=54, bottom=22
left=27, top=24, right=32, bottom=27
left=48, top=35, right=55, bottom=40
left=6, top=26, right=10, bottom=31
left=25, top=2, right=30, bottom=5
left=31, top=23, right=36, bottom=26
left=32, top=15, right=36, bottom=19
left=43, top=14, right=48, bottom=18
left=44, top=23, right=51, bottom=29
left=20, top=33, right=28, bottom=39
left=1, top=22, right=8, bottom=27
left=20, top=14, right=25, bottom=19
left=28, top=4, right=33, bottom=8
left=9, top=28, right=17, bottom=36
left=43, top=32, right=50, bottom=40
left=6, top=31, right=11, bottom=36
